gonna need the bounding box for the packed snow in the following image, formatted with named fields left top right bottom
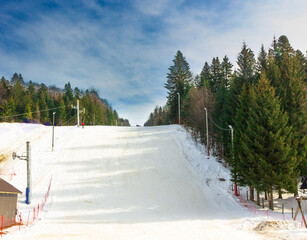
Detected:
left=0, top=123, right=306, bottom=239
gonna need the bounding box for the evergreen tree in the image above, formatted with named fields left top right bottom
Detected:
left=237, top=42, right=256, bottom=85
left=0, top=77, right=10, bottom=104
left=200, top=62, right=211, bottom=88
left=268, top=36, right=307, bottom=177
left=39, top=92, right=49, bottom=123
left=10, top=73, right=25, bottom=117
left=223, top=43, right=256, bottom=161
left=74, top=87, right=81, bottom=99
left=23, top=93, right=33, bottom=120
left=241, top=73, right=299, bottom=209
left=165, top=50, right=192, bottom=123
left=33, top=102, right=40, bottom=123
left=231, top=85, right=251, bottom=186
left=64, top=82, right=74, bottom=102
left=28, top=81, right=37, bottom=104
left=221, top=55, right=233, bottom=88
left=11, top=72, right=20, bottom=85
left=0, top=100, right=12, bottom=121
left=209, top=57, right=223, bottom=94
left=256, top=45, right=267, bottom=76
left=56, top=95, right=66, bottom=125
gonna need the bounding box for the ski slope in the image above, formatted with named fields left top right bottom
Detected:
left=0, top=124, right=304, bottom=239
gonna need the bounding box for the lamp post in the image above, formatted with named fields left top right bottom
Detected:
left=229, top=125, right=238, bottom=196
left=52, top=112, right=56, bottom=151
left=77, top=100, right=80, bottom=127
left=177, top=92, right=180, bottom=125
left=13, top=142, right=31, bottom=204
left=204, top=108, right=209, bottom=156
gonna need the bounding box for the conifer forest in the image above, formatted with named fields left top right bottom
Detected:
left=144, top=35, right=307, bottom=209
left=0, top=78, right=130, bottom=126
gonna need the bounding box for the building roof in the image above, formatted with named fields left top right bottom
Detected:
left=0, top=178, right=22, bottom=194
left=300, top=177, right=307, bottom=190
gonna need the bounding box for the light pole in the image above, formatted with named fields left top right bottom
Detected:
left=204, top=108, right=209, bottom=156
left=177, top=93, right=180, bottom=125
left=77, top=99, right=80, bottom=127
left=13, top=142, right=31, bottom=204
left=52, top=112, right=56, bottom=151
left=229, top=125, right=238, bottom=196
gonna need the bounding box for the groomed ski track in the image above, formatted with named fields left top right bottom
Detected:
left=3, top=125, right=261, bottom=240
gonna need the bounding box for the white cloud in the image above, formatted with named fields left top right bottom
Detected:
left=0, top=0, right=306, bottom=125
left=132, top=0, right=182, bottom=15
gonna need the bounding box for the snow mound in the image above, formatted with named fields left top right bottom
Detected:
left=254, top=220, right=300, bottom=232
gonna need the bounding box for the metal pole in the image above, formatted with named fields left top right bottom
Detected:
left=229, top=125, right=238, bottom=196
left=229, top=125, right=234, bottom=157
left=26, top=141, right=31, bottom=204
left=204, top=108, right=209, bottom=156
left=177, top=93, right=180, bottom=125
left=77, top=100, right=80, bottom=127
left=52, top=112, right=55, bottom=151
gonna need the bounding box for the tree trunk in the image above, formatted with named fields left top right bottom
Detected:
left=265, top=191, right=267, bottom=200
left=234, top=182, right=238, bottom=196
left=257, top=189, right=260, bottom=206
left=294, top=190, right=298, bottom=197
left=278, top=189, right=282, bottom=199
left=269, top=186, right=274, bottom=211
left=250, top=186, right=254, bottom=202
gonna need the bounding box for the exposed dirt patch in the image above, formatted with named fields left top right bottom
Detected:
left=0, top=154, right=8, bottom=163
left=254, top=220, right=300, bottom=232
left=253, top=220, right=306, bottom=240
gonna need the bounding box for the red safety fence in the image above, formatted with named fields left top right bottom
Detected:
left=1, top=175, right=53, bottom=237
left=236, top=194, right=306, bottom=228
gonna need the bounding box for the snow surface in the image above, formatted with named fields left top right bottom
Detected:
left=0, top=123, right=306, bottom=239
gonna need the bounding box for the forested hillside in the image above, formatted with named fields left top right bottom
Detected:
left=145, top=35, right=307, bottom=209
left=0, top=74, right=130, bottom=126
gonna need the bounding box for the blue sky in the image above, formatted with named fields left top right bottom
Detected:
left=0, top=0, right=306, bottom=126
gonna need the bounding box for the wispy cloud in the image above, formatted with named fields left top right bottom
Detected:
left=0, top=0, right=306, bottom=125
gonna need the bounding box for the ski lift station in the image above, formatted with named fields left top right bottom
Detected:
left=0, top=178, right=22, bottom=227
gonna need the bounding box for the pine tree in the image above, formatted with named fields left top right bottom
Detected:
left=39, top=92, right=49, bottom=123
left=237, top=42, right=256, bottom=85
left=0, top=100, right=12, bottom=121
left=165, top=50, right=192, bottom=123
left=56, top=95, right=66, bottom=125
left=200, top=62, right=211, bottom=88
left=256, top=45, right=267, bottom=77
left=224, top=43, right=256, bottom=162
left=268, top=36, right=307, bottom=177
left=74, top=87, right=81, bottom=99
left=221, top=55, right=233, bottom=88
left=33, top=102, right=40, bottom=123
left=10, top=74, right=25, bottom=118
left=208, top=57, right=223, bottom=94
left=0, top=77, right=10, bottom=104
left=241, top=73, right=299, bottom=209
left=64, top=82, right=74, bottom=102
left=231, top=85, right=251, bottom=186
left=23, top=93, right=33, bottom=120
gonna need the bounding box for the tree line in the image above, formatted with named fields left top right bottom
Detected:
left=0, top=74, right=130, bottom=126
left=144, top=35, right=307, bottom=210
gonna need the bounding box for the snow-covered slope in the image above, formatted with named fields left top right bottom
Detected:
left=0, top=124, right=305, bottom=239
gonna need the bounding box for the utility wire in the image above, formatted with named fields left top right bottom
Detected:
left=63, top=114, right=77, bottom=126
left=208, top=115, right=230, bottom=131
left=0, top=105, right=71, bottom=120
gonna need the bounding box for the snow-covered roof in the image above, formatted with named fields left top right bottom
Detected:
left=0, top=178, right=22, bottom=194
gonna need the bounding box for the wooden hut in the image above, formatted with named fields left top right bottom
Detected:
left=0, top=178, right=22, bottom=227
